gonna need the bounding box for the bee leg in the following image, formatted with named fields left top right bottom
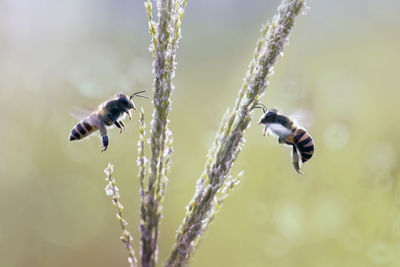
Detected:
left=125, top=110, right=132, bottom=120
left=278, top=136, right=286, bottom=144
left=114, top=121, right=123, bottom=134
left=119, top=121, right=126, bottom=133
left=101, top=136, right=109, bottom=152
left=291, top=145, right=303, bottom=175
left=263, top=126, right=268, bottom=136
left=99, top=123, right=109, bottom=152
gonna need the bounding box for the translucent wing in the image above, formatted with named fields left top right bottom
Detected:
left=267, top=123, right=292, bottom=138
left=70, top=107, right=95, bottom=121
left=289, top=109, right=314, bottom=128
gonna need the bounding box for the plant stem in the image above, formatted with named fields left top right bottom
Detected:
left=166, top=1, right=306, bottom=266
left=104, top=163, right=138, bottom=267
left=140, top=1, right=187, bottom=266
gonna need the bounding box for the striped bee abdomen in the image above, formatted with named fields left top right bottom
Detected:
left=293, top=128, right=314, bottom=163
left=69, top=118, right=98, bottom=141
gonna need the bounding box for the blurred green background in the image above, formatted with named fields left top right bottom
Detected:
left=1, top=0, right=400, bottom=266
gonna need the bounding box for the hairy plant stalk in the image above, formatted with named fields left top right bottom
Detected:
left=138, top=108, right=147, bottom=232
left=140, top=1, right=187, bottom=266
left=166, top=0, right=306, bottom=266
left=104, top=163, right=138, bottom=267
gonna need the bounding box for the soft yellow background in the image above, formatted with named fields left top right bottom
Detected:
left=1, top=0, right=399, bottom=266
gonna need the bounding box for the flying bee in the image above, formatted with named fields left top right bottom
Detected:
left=69, top=91, right=148, bottom=152
left=254, top=103, right=314, bottom=174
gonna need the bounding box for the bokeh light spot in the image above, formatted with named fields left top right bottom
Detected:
left=280, top=81, right=306, bottom=99
left=367, top=242, right=392, bottom=265
left=78, top=81, right=98, bottom=98
left=264, top=234, right=290, bottom=257
left=372, top=172, right=393, bottom=192
left=311, top=195, right=347, bottom=236
left=273, top=202, right=304, bottom=242
left=323, top=123, right=350, bottom=150
left=365, top=142, right=397, bottom=175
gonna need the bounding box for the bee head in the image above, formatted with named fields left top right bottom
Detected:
left=253, top=103, right=277, bottom=125
left=258, top=108, right=278, bottom=125
left=117, top=93, right=136, bottom=110
left=129, top=90, right=148, bottom=109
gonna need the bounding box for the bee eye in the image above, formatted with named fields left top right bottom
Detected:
left=261, top=111, right=275, bottom=123
left=266, top=111, right=275, bottom=118
left=119, top=98, right=129, bottom=105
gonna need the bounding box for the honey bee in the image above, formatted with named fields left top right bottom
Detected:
left=69, top=91, right=148, bottom=152
left=255, top=104, right=314, bottom=174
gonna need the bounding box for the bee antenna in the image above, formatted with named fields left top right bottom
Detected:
left=130, top=90, right=149, bottom=100
left=252, top=103, right=267, bottom=113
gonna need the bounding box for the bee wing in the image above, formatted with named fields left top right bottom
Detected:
left=267, top=123, right=292, bottom=137
left=70, top=107, right=96, bottom=120
left=289, top=109, right=314, bottom=128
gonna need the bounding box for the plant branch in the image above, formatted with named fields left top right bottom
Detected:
left=166, top=0, right=306, bottom=266
left=104, top=163, right=138, bottom=267
left=140, top=1, right=187, bottom=266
